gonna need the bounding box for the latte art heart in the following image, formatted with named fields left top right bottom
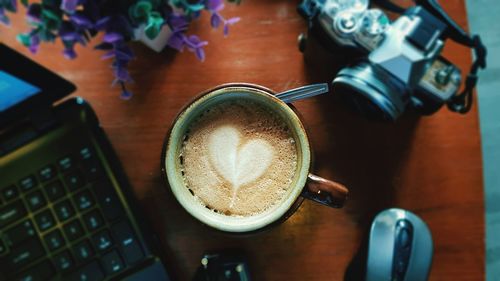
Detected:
left=208, top=126, right=274, bottom=193
left=180, top=100, right=298, bottom=216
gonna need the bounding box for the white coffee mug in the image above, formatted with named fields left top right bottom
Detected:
left=162, top=84, right=348, bottom=233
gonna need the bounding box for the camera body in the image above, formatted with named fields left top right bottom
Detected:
left=299, top=0, right=462, bottom=120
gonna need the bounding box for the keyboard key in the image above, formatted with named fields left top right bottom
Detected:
left=92, top=230, right=113, bottom=252
left=38, top=165, right=56, bottom=182
left=4, top=220, right=36, bottom=248
left=25, top=190, right=47, bottom=211
left=1, top=185, right=19, bottom=201
left=19, top=175, right=37, bottom=191
left=82, top=159, right=101, bottom=182
left=93, top=181, right=123, bottom=221
left=101, top=250, right=125, bottom=275
left=73, top=240, right=94, bottom=262
left=67, top=261, right=104, bottom=281
left=44, top=229, right=65, bottom=252
left=64, top=170, right=85, bottom=191
left=14, top=260, right=55, bottom=281
left=44, top=180, right=66, bottom=202
left=53, top=250, right=74, bottom=271
left=83, top=210, right=104, bottom=232
left=64, top=220, right=85, bottom=242
left=54, top=200, right=75, bottom=222
left=58, top=156, right=74, bottom=171
left=79, top=147, right=94, bottom=160
left=35, top=210, right=56, bottom=232
left=73, top=190, right=94, bottom=211
left=4, top=238, right=45, bottom=269
left=112, top=221, right=144, bottom=265
left=0, top=200, right=27, bottom=228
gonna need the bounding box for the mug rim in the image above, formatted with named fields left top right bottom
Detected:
left=161, top=83, right=312, bottom=232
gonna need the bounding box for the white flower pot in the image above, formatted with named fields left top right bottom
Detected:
left=134, top=24, right=173, bottom=53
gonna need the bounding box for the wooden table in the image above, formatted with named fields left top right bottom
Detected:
left=2, top=0, right=484, bottom=280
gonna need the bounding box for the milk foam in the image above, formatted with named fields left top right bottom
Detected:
left=180, top=100, right=298, bottom=216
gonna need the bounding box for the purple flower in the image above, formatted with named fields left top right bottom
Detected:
left=225, top=17, right=240, bottom=25
left=206, top=0, right=224, bottom=11
left=167, top=32, right=208, bottom=61
left=63, top=48, right=77, bottom=59
left=28, top=34, right=40, bottom=54
left=5, top=0, right=241, bottom=99
left=204, top=0, right=240, bottom=38
left=26, top=4, right=42, bottom=24
left=167, top=33, right=186, bottom=51
left=185, top=35, right=208, bottom=61
left=120, top=88, right=133, bottom=100
left=114, top=48, right=134, bottom=61
left=114, top=66, right=132, bottom=83
left=0, top=0, right=17, bottom=21
left=59, top=20, right=87, bottom=51
left=103, top=32, right=123, bottom=43
left=186, top=35, right=208, bottom=48
left=167, top=14, right=189, bottom=32
left=223, top=17, right=239, bottom=36
left=59, top=30, right=78, bottom=41
left=195, top=48, right=205, bottom=61
left=61, top=0, right=78, bottom=14
left=0, top=8, right=9, bottom=25
left=94, top=16, right=111, bottom=31
left=210, top=13, right=222, bottom=28
left=101, top=51, right=115, bottom=60
left=91, top=15, right=136, bottom=99
left=70, top=13, right=93, bottom=29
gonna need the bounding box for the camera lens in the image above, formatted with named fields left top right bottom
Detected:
left=332, top=62, right=406, bottom=121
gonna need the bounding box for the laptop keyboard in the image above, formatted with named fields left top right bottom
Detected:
left=0, top=145, right=147, bottom=281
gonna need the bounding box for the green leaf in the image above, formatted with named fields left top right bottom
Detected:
left=21, top=0, right=29, bottom=7
left=4, top=0, right=17, bottom=12
left=144, top=12, right=164, bottom=40
left=172, top=0, right=204, bottom=13
left=39, top=28, right=56, bottom=42
left=16, top=33, right=32, bottom=47
left=41, top=8, right=62, bottom=30
left=41, top=9, right=60, bottom=22
left=130, top=0, right=152, bottom=22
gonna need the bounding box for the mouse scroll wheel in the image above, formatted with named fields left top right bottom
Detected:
left=399, top=227, right=411, bottom=248
left=392, top=219, right=414, bottom=281
left=396, top=219, right=413, bottom=247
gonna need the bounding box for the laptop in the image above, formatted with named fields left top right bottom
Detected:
left=0, top=43, right=170, bottom=281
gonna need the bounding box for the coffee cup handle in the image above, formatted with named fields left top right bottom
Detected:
left=301, top=174, right=349, bottom=208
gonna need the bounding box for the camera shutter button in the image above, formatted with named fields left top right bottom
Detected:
left=334, top=12, right=359, bottom=35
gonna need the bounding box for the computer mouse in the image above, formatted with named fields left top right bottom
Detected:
left=366, top=208, right=433, bottom=281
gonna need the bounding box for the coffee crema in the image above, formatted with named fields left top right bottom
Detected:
left=180, top=100, right=298, bottom=217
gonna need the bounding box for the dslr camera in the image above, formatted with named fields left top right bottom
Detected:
left=298, top=0, right=486, bottom=121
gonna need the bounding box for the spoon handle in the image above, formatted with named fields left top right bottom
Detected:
left=275, top=83, right=330, bottom=103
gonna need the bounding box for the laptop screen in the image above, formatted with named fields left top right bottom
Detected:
left=0, top=70, right=41, bottom=112
left=0, top=44, right=75, bottom=128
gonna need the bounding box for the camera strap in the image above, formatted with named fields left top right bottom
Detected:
left=447, top=35, right=487, bottom=113
left=374, top=0, right=488, bottom=114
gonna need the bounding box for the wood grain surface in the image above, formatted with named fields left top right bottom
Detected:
left=1, top=0, right=484, bottom=280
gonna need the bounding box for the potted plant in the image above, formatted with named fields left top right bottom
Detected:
left=0, top=0, right=240, bottom=98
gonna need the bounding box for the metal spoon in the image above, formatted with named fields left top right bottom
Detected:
left=275, top=83, right=330, bottom=103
